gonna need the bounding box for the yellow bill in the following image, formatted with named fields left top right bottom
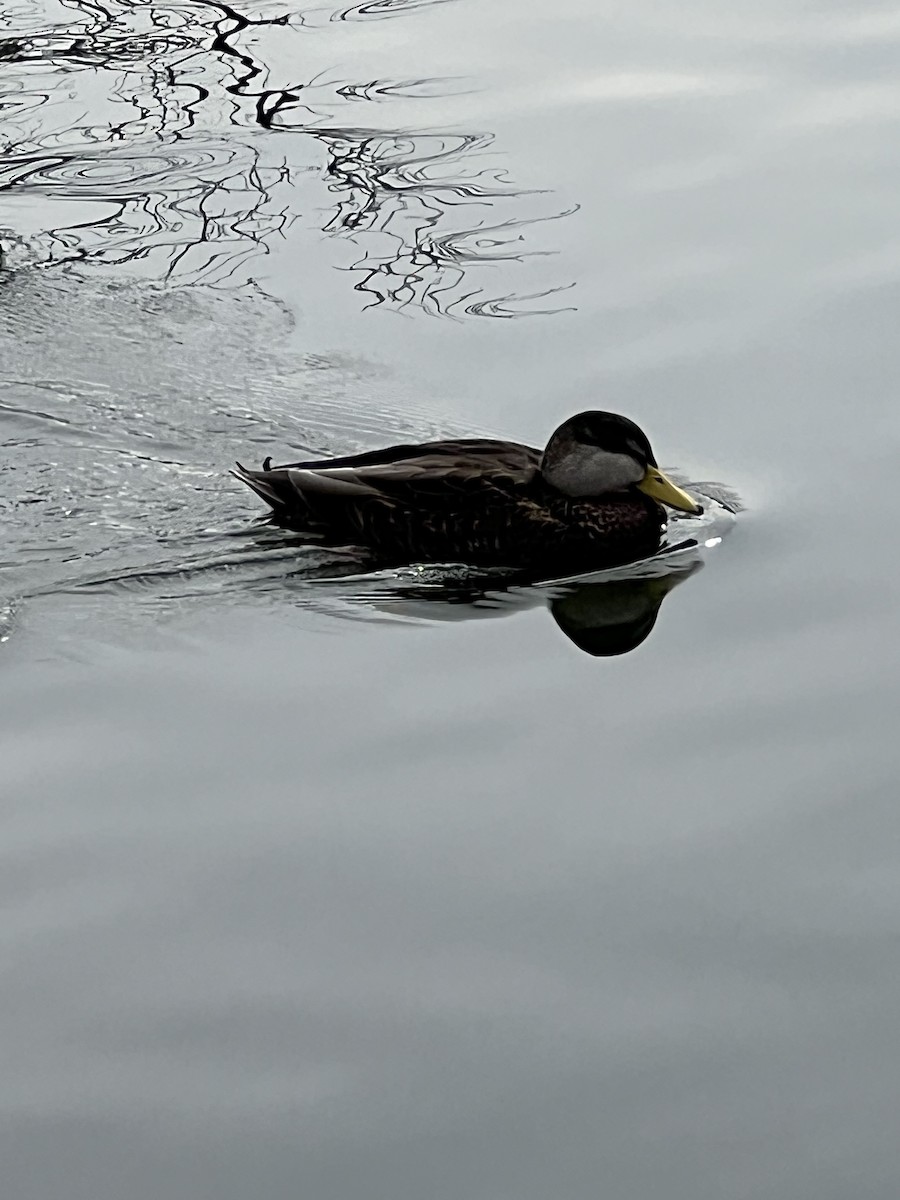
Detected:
left=637, top=466, right=702, bottom=514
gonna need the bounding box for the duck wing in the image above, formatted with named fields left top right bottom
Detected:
left=234, top=438, right=541, bottom=509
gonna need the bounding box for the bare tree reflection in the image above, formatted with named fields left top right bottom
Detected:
left=1, top=0, right=574, bottom=313
left=0, top=137, right=294, bottom=284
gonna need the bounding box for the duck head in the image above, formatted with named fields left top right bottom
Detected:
left=540, top=411, right=701, bottom=513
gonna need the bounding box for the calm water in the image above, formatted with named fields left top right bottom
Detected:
left=3, top=2, right=900, bottom=1197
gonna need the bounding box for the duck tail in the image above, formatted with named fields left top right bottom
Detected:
left=232, top=462, right=303, bottom=515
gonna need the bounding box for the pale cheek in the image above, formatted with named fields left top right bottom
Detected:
left=593, top=451, right=644, bottom=489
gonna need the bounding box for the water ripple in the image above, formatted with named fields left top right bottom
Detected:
left=335, top=78, right=470, bottom=102
left=330, top=0, right=459, bottom=22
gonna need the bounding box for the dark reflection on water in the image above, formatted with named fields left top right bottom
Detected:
left=340, top=557, right=702, bottom=656
left=0, top=0, right=573, bottom=312
left=23, top=549, right=702, bottom=658
left=314, top=127, right=577, bottom=313
left=550, top=568, right=694, bottom=655
left=0, top=141, right=293, bottom=284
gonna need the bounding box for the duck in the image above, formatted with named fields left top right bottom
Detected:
left=233, top=410, right=701, bottom=573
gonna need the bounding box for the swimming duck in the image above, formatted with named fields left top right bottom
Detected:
left=233, top=410, right=701, bottom=572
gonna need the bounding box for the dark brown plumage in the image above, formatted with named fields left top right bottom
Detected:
left=233, top=412, right=701, bottom=573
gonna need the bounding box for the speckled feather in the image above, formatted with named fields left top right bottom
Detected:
left=233, top=436, right=666, bottom=571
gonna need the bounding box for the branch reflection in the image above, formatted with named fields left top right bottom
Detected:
left=1, top=0, right=574, bottom=313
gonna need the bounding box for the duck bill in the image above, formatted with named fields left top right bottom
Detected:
left=637, top=466, right=702, bottom=514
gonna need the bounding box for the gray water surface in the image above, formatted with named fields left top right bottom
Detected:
left=3, top=2, right=900, bottom=1198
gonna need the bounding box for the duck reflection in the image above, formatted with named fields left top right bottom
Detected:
left=321, top=556, right=702, bottom=657
left=547, top=568, right=695, bottom=656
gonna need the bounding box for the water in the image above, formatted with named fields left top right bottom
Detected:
left=3, top=2, right=900, bottom=1197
